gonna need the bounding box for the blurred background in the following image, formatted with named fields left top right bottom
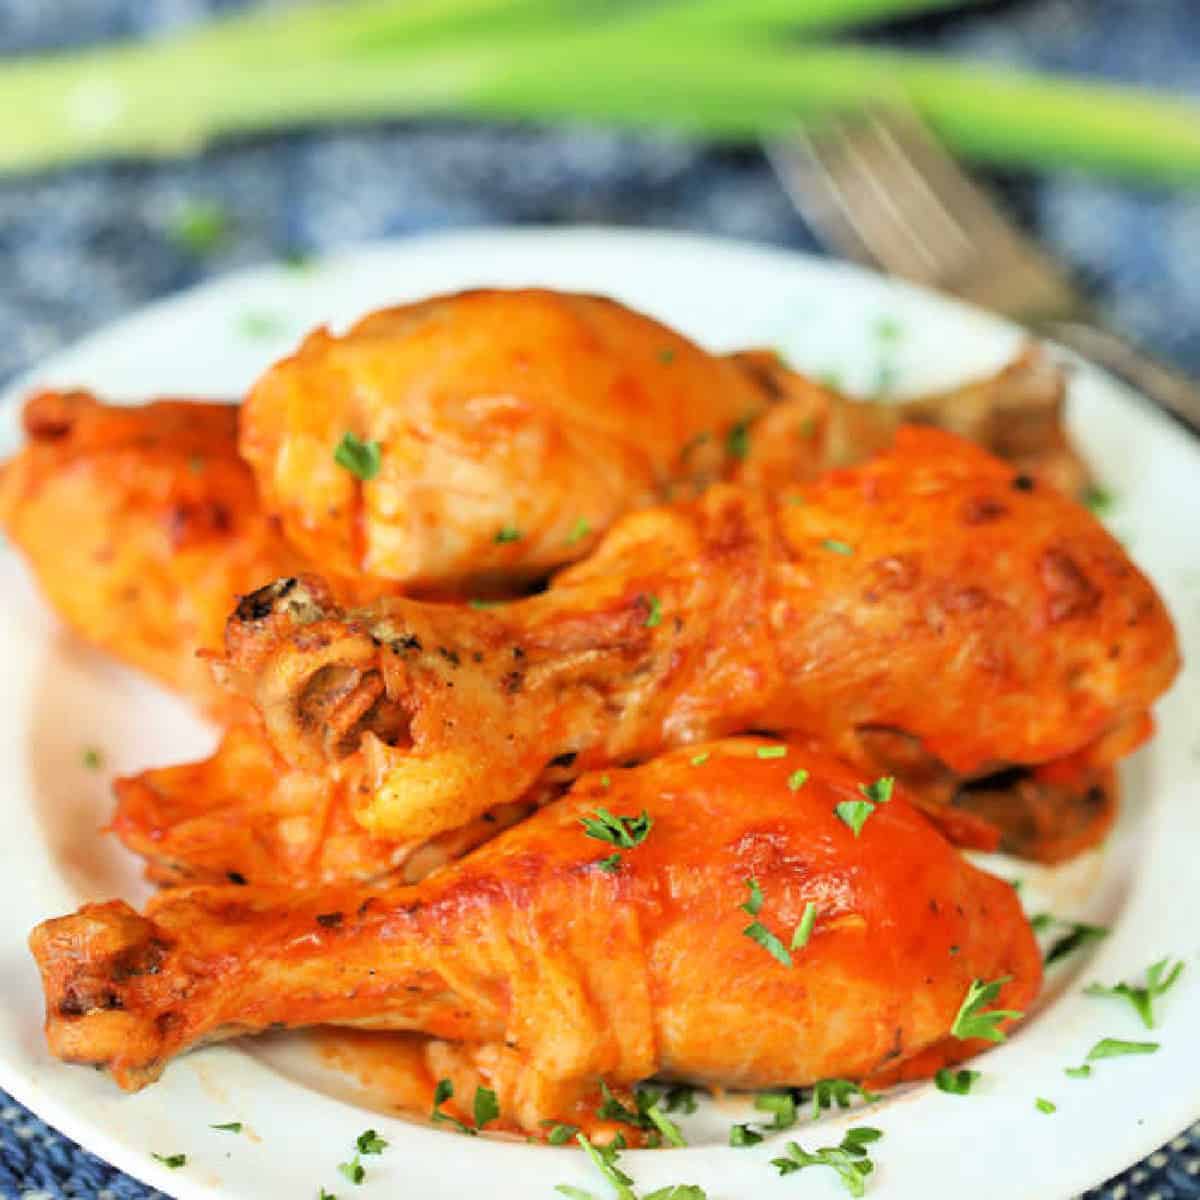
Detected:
left=0, top=2, right=1198, bottom=1197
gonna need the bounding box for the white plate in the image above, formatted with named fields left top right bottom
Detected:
left=0, top=227, right=1197, bottom=1200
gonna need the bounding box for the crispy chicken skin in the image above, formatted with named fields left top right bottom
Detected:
left=0, top=390, right=306, bottom=719
left=111, top=722, right=534, bottom=888
left=239, top=288, right=787, bottom=590
left=221, top=428, right=1177, bottom=856
left=30, top=738, right=1040, bottom=1132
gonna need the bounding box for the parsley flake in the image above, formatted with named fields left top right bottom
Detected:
left=645, top=1101, right=687, bottom=1147
left=356, top=1129, right=388, bottom=1155
left=566, top=517, right=592, bottom=546
left=210, top=1121, right=242, bottom=1133
left=726, top=420, right=751, bottom=460
left=771, top=1127, right=883, bottom=1197
left=791, top=901, right=818, bottom=950
left=1084, top=957, right=1184, bottom=1028
left=495, top=525, right=522, bottom=544
left=1064, top=1065, right=1092, bottom=1079
left=644, top=1189, right=707, bottom=1200
left=835, top=800, right=876, bottom=838
left=1035, top=1097, right=1056, bottom=1114
left=754, top=1090, right=798, bottom=1130
left=859, top=776, right=894, bottom=805
left=642, top=594, right=663, bottom=628
left=730, top=1123, right=764, bottom=1147
left=951, top=977, right=1023, bottom=1043
left=1082, top=484, right=1115, bottom=516
left=690, top=751, right=710, bottom=766
left=658, top=348, right=677, bottom=364
left=474, top=1086, right=500, bottom=1130
left=821, top=538, right=855, bottom=556
left=320, top=1190, right=337, bottom=1200
left=934, top=1067, right=980, bottom=1096
left=81, top=747, right=103, bottom=770
left=756, top=745, right=787, bottom=759
left=740, top=877, right=765, bottom=917
left=431, top=1078, right=475, bottom=1135
left=810, top=1078, right=880, bottom=1118
left=1029, top=913, right=1055, bottom=933
left=596, top=853, right=622, bottom=873
left=543, top=1121, right=580, bottom=1145
left=333, top=433, right=382, bottom=481
left=661, top=1085, right=698, bottom=1113
left=574, top=1131, right=635, bottom=1199
left=1044, top=921, right=1109, bottom=965
left=152, top=1153, right=186, bottom=1170
left=581, top=808, right=653, bottom=851
left=337, top=1156, right=365, bottom=1185
left=1086, top=1038, right=1159, bottom=1060
left=787, top=768, right=809, bottom=791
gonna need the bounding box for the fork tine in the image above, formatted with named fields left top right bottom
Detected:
left=767, top=106, right=1079, bottom=321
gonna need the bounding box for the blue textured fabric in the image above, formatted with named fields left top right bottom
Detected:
left=0, top=2, right=1196, bottom=1197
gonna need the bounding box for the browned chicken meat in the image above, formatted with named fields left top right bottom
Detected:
left=219, top=427, right=1176, bottom=860
left=30, top=738, right=1040, bottom=1135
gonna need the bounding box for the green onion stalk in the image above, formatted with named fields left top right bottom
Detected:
left=1, top=0, right=1198, bottom=183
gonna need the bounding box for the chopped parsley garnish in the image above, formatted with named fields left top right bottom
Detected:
left=431, top=1078, right=474, bottom=1135
left=1029, top=913, right=1055, bottom=933
left=810, top=1078, right=880, bottom=1118
left=730, top=1123, right=764, bottom=1147
left=791, top=901, right=818, bottom=950
left=1082, top=484, right=1115, bottom=517
left=474, top=1087, right=500, bottom=1130
left=859, top=776, right=894, bottom=805
left=771, top=1127, right=883, bottom=1197
left=356, top=1129, right=388, bottom=1155
left=572, top=1131, right=636, bottom=1199
left=934, top=1067, right=980, bottom=1096
left=338, top=1156, right=365, bottom=1185
left=237, top=310, right=288, bottom=340
left=756, top=745, right=787, bottom=759
left=566, top=517, right=592, bottom=546
left=690, top=751, right=710, bottom=766
left=81, top=747, right=103, bottom=770
left=645, top=1101, right=687, bottom=1147
left=1084, top=957, right=1184, bottom=1028
left=821, top=538, right=855, bottom=556
left=1064, top=1065, right=1092, bottom=1079
left=320, top=1190, right=337, bottom=1200
left=660, top=1084, right=698, bottom=1113
left=600, top=775, right=611, bottom=788
left=152, top=1153, right=186, bottom=1169
left=754, top=1090, right=799, bottom=1130
left=494, top=525, right=522, bottom=544
left=596, top=853, right=622, bottom=873
left=1044, top=920, right=1109, bottom=965
left=642, top=594, right=663, bottom=628
left=658, top=347, right=677, bottom=364
left=333, top=433, right=382, bottom=481
left=741, top=878, right=765, bottom=917
left=1035, top=1097, right=1056, bottom=1114
left=835, top=775, right=893, bottom=837
left=951, top=977, right=1023, bottom=1043
left=1086, top=1038, right=1160, bottom=1060
left=542, top=1121, right=580, bottom=1144
left=726, top=420, right=751, bottom=460
left=643, top=1189, right=707, bottom=1200
left=168, top=200, right=229, bottom=255
left=581, top=809, right=653, bottom=851
left=210, top=1121, right=242, bottom=1133
left=835, top=800, right=875, bottom=838
left=787, top=768, right=809, bottom=791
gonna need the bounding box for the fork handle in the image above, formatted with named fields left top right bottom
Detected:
left=1034, top=319, right=1200, bottom=437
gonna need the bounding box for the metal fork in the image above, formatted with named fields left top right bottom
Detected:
left=766, top=106, right=1200, bottom=435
